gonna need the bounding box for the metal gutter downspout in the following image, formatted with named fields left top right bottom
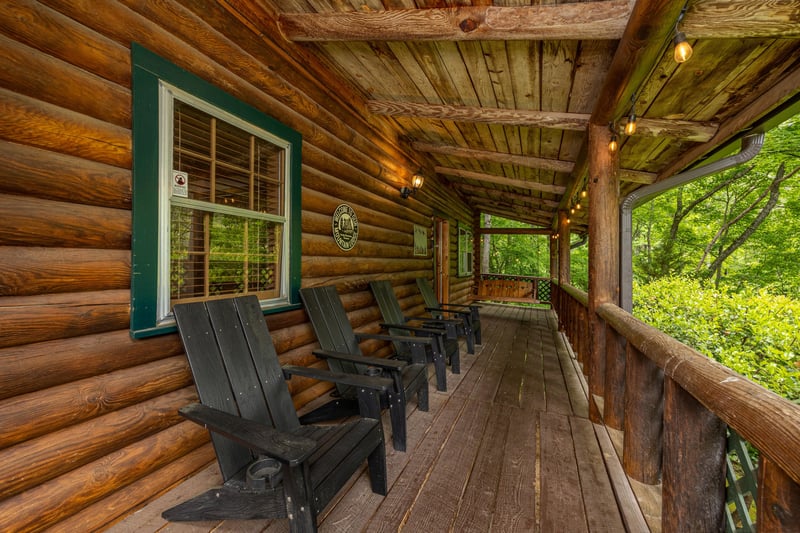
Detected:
left=619, top=132, right=765, bottom=312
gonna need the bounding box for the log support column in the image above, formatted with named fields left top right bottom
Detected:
left=587, top=123, right=619, bottom=423
left=557, top=210, right=570, bottom=285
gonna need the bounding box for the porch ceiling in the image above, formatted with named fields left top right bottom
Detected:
left=228, top=0, right=800, bottom=231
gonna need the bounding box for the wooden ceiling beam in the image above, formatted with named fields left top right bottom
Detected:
left=415, top=141, right=574, bottom=173
left=278, top=1, right=796, bottom=42
left=477, top=227, right=554, bottom=235
left=419, top=142, right=655, bottom=184
left=460, top=192, right=557, bottom=216
left=372, top=100, right=717, bottom=140
left=372, top=100, right=589, bottom=130
left=436, top=166, right=567, bottom=195
left=683, top=1, right=800, bottom=39
left=278, top=1, right=633, bottom=42
left=471, top=202, right=553, bottom=227
left=454, top=183, right=562, bottom=208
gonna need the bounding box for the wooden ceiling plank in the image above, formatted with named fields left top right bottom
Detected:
left=278, top=1, right=634, bottom=42
left=657, top=62, right=800, bottom=180
left=562, top=0, right=687, bottom=215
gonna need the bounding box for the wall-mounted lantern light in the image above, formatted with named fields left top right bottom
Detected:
left=400, top=173, right=425, bottom=199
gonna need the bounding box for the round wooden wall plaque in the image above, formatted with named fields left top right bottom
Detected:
left=332, top=203, right=359, bottom=251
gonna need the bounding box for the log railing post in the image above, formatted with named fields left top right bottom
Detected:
left=623, top=342, right=664, bottom=484
left=603, top=324, right=626, bottom=430
left=558, top=210, right=570, bottom=285
left=663, top=376, right=727, bottom=532
left=757, top=455, right=800, bottom=530
left=587, top=123, right=619, bottom=423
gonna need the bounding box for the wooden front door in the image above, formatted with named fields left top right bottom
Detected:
left=434, top=218, right=449, bottom=303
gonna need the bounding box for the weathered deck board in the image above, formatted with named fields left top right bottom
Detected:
left=108, top=304, right=651, bottom=532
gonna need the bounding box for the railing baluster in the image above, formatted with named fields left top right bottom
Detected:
left=663, top=376, right=727, bottom=532
left=604, top=324, right=626, bottom=430
left=757, top=455, right=800, bottom=530
left=623, top=342, right=663, bottom=484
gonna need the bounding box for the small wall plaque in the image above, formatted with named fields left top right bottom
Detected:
left=414, top=224, right=428, bottom=256
left=332, top=203, right=359, bottom=251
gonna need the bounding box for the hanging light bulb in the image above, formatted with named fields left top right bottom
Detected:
left=673, top=31, right=693, bottom=63
left=570, top=207, right=575, bottom=215
left=581, top=190, right=587, bottom=198
left=624, top=109, right=637, bottom=136
left=608, top=134, right=618, bottom=153
left=673, top=6, right=693, bottom=64
left=575, top=202, right=581, bottom=210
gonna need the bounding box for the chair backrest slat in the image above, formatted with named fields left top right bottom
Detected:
left=369, top=280, right=412, bottom=358
left=234, top=296, right=300, bottom=432
left=173, top=300, right=252, bottom=481
left=300, top=286, right=369, bottom=398
left=206, top=299, right=272, bottom=427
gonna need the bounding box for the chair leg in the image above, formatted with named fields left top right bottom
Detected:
left=388, top=391, right=406, bottom=452
left=283, top=463, right=317, bottom=533
left=431, top=337, right=447, bottom=392
left=465, top=322, right=476, bottom=354
left=417, top=380, right=429, bottom=412
left=450, top=343, right=460, bottom=375
left=368, top=441, right=388, bottom=495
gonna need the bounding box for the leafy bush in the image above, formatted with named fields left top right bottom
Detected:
left=634, top=277, right=800, bottom=402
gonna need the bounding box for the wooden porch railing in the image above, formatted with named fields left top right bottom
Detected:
left=551, top=282, right=800, bottom=532
left=477, top=274, right=551, bottom=303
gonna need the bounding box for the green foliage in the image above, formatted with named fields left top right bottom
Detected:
left=634, top=277, right=800, bottom=402
left=570, top=235, right=589, bottom=291
left=632, top=119, right=800, bottom=294
left=481, top=215, right=550, bottom=276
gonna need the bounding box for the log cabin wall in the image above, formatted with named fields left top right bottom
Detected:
left=0, top=1, right=476, bottom=530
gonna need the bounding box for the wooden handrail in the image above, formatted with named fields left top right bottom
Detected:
left=553, top=278, right=800, bottom=528
left=557, top=281, right=588, bottom=306
left=596, top=301, right=800, bottom=486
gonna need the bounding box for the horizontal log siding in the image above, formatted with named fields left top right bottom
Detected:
left=0, top=0, right=475, bottom=530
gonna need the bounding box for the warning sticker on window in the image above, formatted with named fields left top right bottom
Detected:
left=172, top=171, right=188, bottom=198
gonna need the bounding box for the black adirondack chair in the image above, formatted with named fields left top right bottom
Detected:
left=369, top=279, right=460, bottom=391
left=299, top=285, right=430, bottom=452
left=163, top=295, right=389, bottom=532
left=416, top=277, right=482, bottom=354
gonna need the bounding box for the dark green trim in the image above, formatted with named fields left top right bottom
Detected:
left=130, top=43, right=302, bottom=338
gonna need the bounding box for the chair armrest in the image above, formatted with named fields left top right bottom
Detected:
left=436, top=302, right=481, bottom=310
left=356, top=332, right=433, bottom=347
left=379, top=322, right=446, bottom=336
left=313, top=349, right=407, bottom=371
left=425, top=306, right=470, bottom=318
left=282, top=365, right=392, bottom=392
left=405, top=314, right=463, bottom=327
left=178, top=403, right=316, bottom=466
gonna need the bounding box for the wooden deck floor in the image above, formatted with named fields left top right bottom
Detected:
left=109, top=304, right=653, bottom=532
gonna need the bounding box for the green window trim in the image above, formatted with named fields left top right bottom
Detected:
left=130, top=43, right=302, bottom=338
left=458, top=224, right=474, bottom=277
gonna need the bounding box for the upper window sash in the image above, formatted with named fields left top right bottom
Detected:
left=131, top=43, right=302, bottom=339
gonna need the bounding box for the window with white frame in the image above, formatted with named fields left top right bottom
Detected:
left=458, top=225, right=474, bottom=276
left=131, top=44, right=302, bottom=338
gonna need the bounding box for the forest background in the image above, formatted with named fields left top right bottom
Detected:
left=481, top=118, right=799, bottom=402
